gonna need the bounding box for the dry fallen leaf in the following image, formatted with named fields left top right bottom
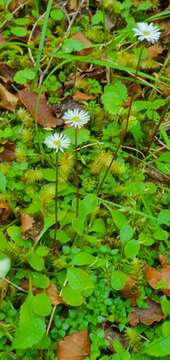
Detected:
left=0, top=83, right=18, bottom=111
left=148, top=44, right=164, bottom=60
left=46, top=282, right=63, bottom=305
left=67, top=0, right=79, bottom=11
left=73, top=91, right=95, bottom=101
left=0, top=201, right=12, bottom=225
left=57, top=329, right=90, bottom=360
left=18, top=90, right=63, bottom=128
left=20, top=212, right=43, bottom=241
left=128, top=299, right=164, bottom=326
left=121, top=276, right=141, bottom=306
left=0, top=34, right=5, bottom=44
left=0, top=141, right=16, bottom=162
left=105, top=327, right=128, bottom=352
left=0, top=63, right=16, bottom=84
left=144, top=264, right=170, bottom=296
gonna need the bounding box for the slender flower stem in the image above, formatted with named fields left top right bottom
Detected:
left=54, top=152, right=58, bottom=240
left=75, top=128, right=79, bottom=217
left=145, top=104, right=170, bottom=156
left=97, top=47, right=143, bottom=194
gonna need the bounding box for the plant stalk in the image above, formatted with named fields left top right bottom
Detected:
left=54, top=152, right=59, bottom=240
left=97, top=47, right=144, bottom=194
left=75, top=128, right=79, bottom=217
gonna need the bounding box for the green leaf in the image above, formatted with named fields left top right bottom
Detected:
left=32, top=292, right=52, bottom=317
left=14, top=18, right=31, bottom=25
left=124, top=240, right=140, bottom=258
left=27, top=253, right=44, bottom=271
left=111, top=271, right=127, bottom=290
left=161, top=297, right=170, bottom=317
left=64, top=128, right=90, bottom=145
left=31, top=273, right=49, bottom=289
left=11, top=26, right=28, bottom=36
left=90, top=218, right=106, bottom=235
left=101, top=80, right=128, bottom=116
left=0, top=172, right=6, bottom=192
left=0, top=230, right=8, bottom=250
left=62, top=38, right=87, bottom=53
left=62, top=285, right=83, bottom=306
left=14, top=69, right=35, bottom=84
left=158, top=210, right=170, bottom=227
left=12, top=292, right=45, bottom=349
left=144, top=336, right=170, bottom=356
left=50, top=8, right=65, bottom=21
left=67, top=267, right=94, bottom=295
left=0, top=255, right=11, bottom=279
left=72, top=252, right=96, bottom=266
left=120, top=225, right=134, bottom=242
left=162, top=321, right=170, bottom=337
left=112, top=211, right=128, bottom=229
left=36, top=246, right=49, bottom=257
left=7, top=226, right=22, bottom=243
left=92, top=10, right=104, bottom=25
left=56, top=230, right=70, bottom=244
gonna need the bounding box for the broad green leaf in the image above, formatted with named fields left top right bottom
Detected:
left=31, top=273, right=49, bottom=289
left=56, top=230, right=70, bottom=244
left=50, top=8, right=65, bottom=21
left=0, top=230, right=8, bottom=250
left=0, top=172, right=6, bottom=192
left=36, top=246, right=49, bottom=257
left=67, top=267, right=94, bottom=295
left=64, top=128, right=90, bottom=145
left=120, top=225, right=134, bottom=242
left=112, top=211, right=128, bottom=229
left=7, top=226, right=22, bottom=243
left=111, top=271, right=127, bottom=290
left=12, top=292, right=45, bottom=349
left=62, top=284, right=83, bottom=306
left=0, top=255, right=11, bottom=279
left=32, top=292, right=52, bottom=317
left=62, top=38, right=88, bottom=53
left=72, top=252, right=96, bottom=266
left=101, top=80, right=128, bottom=116
left=90, top=218, right=106, bottom=235
left=27, top=253, right=44, bottom=271
left=144, top=336, right=170, bottom=356
left=161, top=297, right=170, bottom=317
left=92, top=10, right=104, bottom=25
left=162, top=321, right=170, bottom=337
left=158, top=210, right=170, bottom=227
left=124, top=240, right=140, bottom=258
left=14, top=69, right=35, bottom=84
left=11, top=26, right=28, bottom=36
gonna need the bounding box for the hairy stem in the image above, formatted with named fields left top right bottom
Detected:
left=54, top=152, right=59, bottom=240
left=75, top=128, right=79, bottom=217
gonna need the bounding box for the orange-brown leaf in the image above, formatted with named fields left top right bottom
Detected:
left=128, top=299, right=164, bottom=326
left=147, top=44, right=164, bottom=60
left=73, top=91, right=95, bottom=101
left=0, top=201, right=12, bottom=225
left=18, top=90, right=63, bottom=128
left=121, top=276, right=141, bottom=306
left=0, top=142, right=16, bottom=162
left=57, top=329, right=90, bottom=360
left=46, top=282, right=63, bottom=306
left=0, top=83, right=18, bottom=111
left=144, top=264, right=170, bottom=296
left=20, top=212, right=43, bottom=241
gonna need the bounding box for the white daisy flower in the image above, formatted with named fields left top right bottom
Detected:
left=0, top=256, right=11, bottom=279
left=44, top=133, right=70, bottom=152
left=133, top=22, right=161, bottom=44
left=63, top=108, right=90, bottom=128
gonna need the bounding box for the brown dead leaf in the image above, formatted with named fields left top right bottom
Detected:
left=128, top=299, right=164, bottom=326
left=144, top=264, right=170, bottom=296
left=105, top=328, right=128, bottom=352
left=159, top=254, right=168, bottom=266
left=67, top=0, right=79, bottom=11
left=20, top=279, right=40, bottom=294
left=0, top=63, right=15, bottom=84
left=0, top=201, right=12, bottom=225
left=73, top=91, right=95, bottom=101
left=0, top=279, right=8, bottom=300
left=0, top=83, right=18, bottom=111
left=20, top=212, right=43, bottom=241
left=46, top=282, right=63, bottom=305
left=148, top=44, right=164, bottom=60
left=18, top=90, right=63, bottom=128
left=160, top=20, right=170, bottom=40
left=0, top=142, right=16, bottom=162
left=57, top=329, right=90, bottom=360
left=121, top=276, right=141, bottom=306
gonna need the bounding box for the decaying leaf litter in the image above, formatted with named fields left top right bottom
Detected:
left=0, top=0, right=170, bottom=359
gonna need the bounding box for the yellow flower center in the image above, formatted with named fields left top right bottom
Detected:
left=72, top=116, right=80, bottom=123
left=54, top=140, right=61, bottom=147
left=143, top=31, right=150, bottom=36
